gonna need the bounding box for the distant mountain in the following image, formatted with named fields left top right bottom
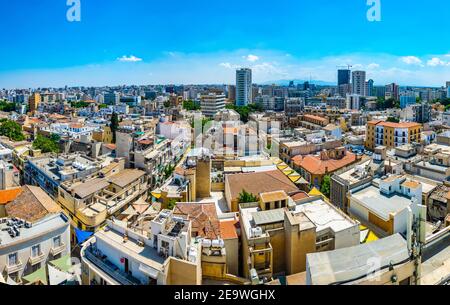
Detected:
left=259, top=79, right=335, bottom=86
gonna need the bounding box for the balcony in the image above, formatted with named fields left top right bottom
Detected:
left=84, top=246, right=141, bottom=285
left=29, top=253, right=45, bottom=266
left=6, top=260, right=23, bottom=274
left=50, top=243, right=66, bottom=256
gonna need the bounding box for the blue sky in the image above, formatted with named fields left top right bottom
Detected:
left=1, top=0, right=450, bottom=88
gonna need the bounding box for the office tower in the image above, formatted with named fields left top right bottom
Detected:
left=200, top=93, right=226, bottom=117
left=352, top=71, right=366, bottom=96
left=400, top=95, right=417, bottom=109
left=338, top=69, right=351, bottom=97
left=385, top=83, right=400, bottom=101
left=227, top=85, right=236, bottom=103
left=338, top=69, right=351, bottom=87
left=236, top=68, right=252, bottom=106
left=446, top=82, right=450, bottom=98
left=28, top=92, right=41, bottom=114
left=346, top=94, right=361, bottom=110
left=365, top=79, right=374, bottom=97
left=104, top=92, right=120, bottom=105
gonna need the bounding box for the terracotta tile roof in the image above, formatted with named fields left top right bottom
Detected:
left=5, top=185, right=62, bottom=223
left=260, top=190, right=288, bottom=203
left=226, top=170, right=299, bottom=200
left=219, top=219, right=238, bottom=239
left=173, top=203, right=221, bottom=239
left=293, top=151, right=357, bottom=175
left=304, top=114, right=327, bottom=122
left=0, top=188, right=22, bottom=205
left=290, top=191, right=310, bottom=201
left=369, top=120, right=421, bottom=129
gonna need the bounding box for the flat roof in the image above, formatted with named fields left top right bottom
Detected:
left=252, top=209, right=285, bottom=227
left=294, top=199, right=358, bottom=233
left=307, top=233, right=409, bottom=285
left=0, top=213, right=68, bottom=248
left=351, top=185, right=412, bottom=220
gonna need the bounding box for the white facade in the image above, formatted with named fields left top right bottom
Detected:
left=200, top=93, right=226, bottom=117
left=236, top=68, right=252, bottom=106
left=352, top=71, right=366, bottom=96
left=0, top=213, right=71, bottom=284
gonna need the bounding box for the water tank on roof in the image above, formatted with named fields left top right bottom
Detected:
left=251, top=227, right=263, bottom=238
left=202, top=239, right=212, bottom=248
left=212, top=239, right=225, bottom=249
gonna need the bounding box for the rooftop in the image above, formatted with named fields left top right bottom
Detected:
left=306, top=233, right=409, bottom=285
left=294, top=198, right=358, bottom=233
left=351, top=185, right=412, bottom=221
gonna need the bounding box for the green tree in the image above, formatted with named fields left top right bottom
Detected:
left=33, top=134, right=60, bottom=153
left=163, top=164, right=175, bottom=179
left=386, top=116, right=400, bottom=123
left=70, top=101, right=90, bottom=108
left=0, top=101, right=17, bottom=112
left=0, top=120, right=25, bottom=141
left=238, top=189, right=259, bottom=203
left=110, top=112, right=119, bottom=144
left=99, top=104, right=108, bottom=109
left=182, top=100, right=201, bottom=111
left=167, top=199, right=177, bottom=210
left=320, top=175, right=331, bottom=198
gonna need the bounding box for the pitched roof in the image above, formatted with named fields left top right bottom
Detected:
left=219, top=219, right=239, bottom=240
left=226, top=170, right=299, bottom=200
left=5, top=185, right=62, bottom=223
left=0, top=188, right=22, bottom=205
left=292, top=152, right=357, bottom=175
left=109, top=169, right=146, bottom=188
left=173, top=203, right=221, bottom=239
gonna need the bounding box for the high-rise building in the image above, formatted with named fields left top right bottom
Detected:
left=227, top=85, right=236, bottom=103
left=385, top=83, right=400, bottom=101
left=28, top=92, right=41, bottom=114
left=338, top=69, right=351, bottom=87
left=400, top=95, right=417, bottom=109
left=446, top=82, right=450, bottom=98
left=104, top=92, right=120, bottom=105
left=352, top=71, right=366, bottom=96
left=200, top=93, right=226, bottom=117
left=365, top=79, right=374, bottom=97
left=338, top=69, right=351, bottom=97
left=236, top=68, right=252, bottom=106
left=346, top=94, right=361, bottom=110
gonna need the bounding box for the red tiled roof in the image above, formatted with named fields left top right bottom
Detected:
left=219, top=219, right=238, bottom=239
left=293, top=151, right=357, bottom=175
left=173, top=203, right=221, bottom=239
left=0, top=188, right=22, bottom=205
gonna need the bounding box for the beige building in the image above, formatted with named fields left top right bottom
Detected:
left=58, top=168, right=148, bottom=241
left=80, top=210, right=201, bottom=285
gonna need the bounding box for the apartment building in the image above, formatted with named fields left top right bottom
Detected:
left=80, top=211, right=201, bottom=285
left=24, top=154, right=103, bottom=199
left=0, top=212, right=71, bottom=284
left=58, top=168, right=148, bottom=239
left=365, top=120, right=422, bottom=150
left=200, top=93, right=226, bottom=118
left=348, top=175, right=422, bottom=236
left=239, top=195, right=359, bottom=282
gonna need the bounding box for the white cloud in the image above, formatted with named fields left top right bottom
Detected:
left=427, top=57, right=447, bottom=67
left=401, top=56, right=422, bottom=65
left=117, top=55, right=143, bottom=62
left=219, top=62, right=240, bottom=69
left=244, top=54, right=260, bottom=62
left=367, top=63, right=380, bottom=70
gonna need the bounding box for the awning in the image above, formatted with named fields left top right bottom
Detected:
left=121, top=205, right=136, bottom=216
left=49, top=254, right=73, bottom=273
left=151, top=190, right=162, bottom=199
left=75, top=228, right=94, bottom=245
left=277, top=163, right=288, bottom=170
left=139, top=264, right=159, bottom=279
left=22, top=265, right=48, bottom=285
left=48, top=264, right=72, bottom=285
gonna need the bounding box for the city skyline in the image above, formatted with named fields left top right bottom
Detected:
left=1, top=0, right=450, bottom=88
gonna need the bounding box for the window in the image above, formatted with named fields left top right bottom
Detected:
left=31, top=244, right=41, bottom=258
left=8, top=253, right=18, bottom=266
left=53, top=236, right=62, bottom=248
